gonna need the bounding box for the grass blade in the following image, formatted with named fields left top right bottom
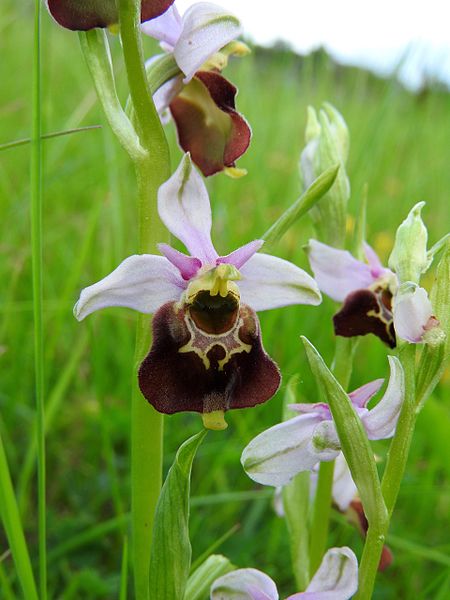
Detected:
left=0, top=433, right=38, bottom=599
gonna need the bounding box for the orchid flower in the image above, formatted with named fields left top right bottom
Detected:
left=74, top=154, right=321, bottom=429
left=210, top=546, right=358, bottom=600
left=274, top=453, right=393, bottom=572
left=307, top=239, right=439, bottom=347
left=46, top=0, right=175, bottom=30
left=241, top=356, right=404, bottom=485
left=142, top=2, right=251, bottom=176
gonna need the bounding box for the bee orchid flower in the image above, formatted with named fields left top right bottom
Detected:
left=241, top=356, right=404, bottom=485
left=210, top=546, right=358, bottom=600
left=142, top=2, right=251, bottom=176
left=74, top=154, right=321, bottom=429
left=307, top=239, right=439, bottom=347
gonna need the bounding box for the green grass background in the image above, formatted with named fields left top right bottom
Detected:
left=1, top=1, right=449, bottom=598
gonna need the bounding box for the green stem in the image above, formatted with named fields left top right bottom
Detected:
left=308, top=460, right=334, bottom=577
left=381, top=345, right=417, bottom=516
left=283, top=471, right=311, bottom=590
left=117, top=2, right=171, bottom=598
left=356, top=344, right=416, bottom=599
left=31, top=1, right=46, bottom=597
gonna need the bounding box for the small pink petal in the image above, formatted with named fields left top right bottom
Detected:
left=348, top=378, right=384, bottom=408
left=289, top=402, right=331, bottom=420
left=363, top=242, right=387, bottom=278
left=158, top=243, right=201, bottom=280
left=218, top=240, right=264, bottom=269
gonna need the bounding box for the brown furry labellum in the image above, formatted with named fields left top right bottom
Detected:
left=138, top=293, right=280, bottom=416
left=333, top=286, right=396, bottom=348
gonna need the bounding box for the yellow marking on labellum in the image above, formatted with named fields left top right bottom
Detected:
left=107, top=23, right=120, bottom=35
left=179, top=312, right=251, bottom=370
left=202, top=410, right=228, bottom=431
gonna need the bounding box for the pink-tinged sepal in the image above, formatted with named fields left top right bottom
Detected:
left=286, top=547, right=358, bottom=600
left=138, top=301, right=280, bottom=415
left=46, top=0, right=175, bottom=31
left=307, top=239, right=381, bottom=302
left=333, top=288, right=396, bottom=348
left=170, top=71, right=251, bottom=176
left=211, top=568, right=279, bottom=600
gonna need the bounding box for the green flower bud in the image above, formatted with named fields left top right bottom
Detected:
left=299, top=104, right=350, bottom=248
left=185, top=555, right=235, bottom=600
left=388, top=202, right=430, bottom=284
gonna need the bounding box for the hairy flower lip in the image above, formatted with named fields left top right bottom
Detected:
left=307, top=238, right=438, bottom=346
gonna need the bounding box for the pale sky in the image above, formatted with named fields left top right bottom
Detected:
left=177, top=0, right=450, bottom=90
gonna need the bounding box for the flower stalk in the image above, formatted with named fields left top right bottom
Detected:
left=31, top=1, right=46, bottom=597
left=116, top=1, right=170, bottom=598
left=356, top=344, right=416, bottom=599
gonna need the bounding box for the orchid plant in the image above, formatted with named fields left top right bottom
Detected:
left=6, top=2, right=447, bottom=600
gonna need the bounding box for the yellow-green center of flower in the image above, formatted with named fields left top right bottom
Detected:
left=184, top=263, right=242, bottom=304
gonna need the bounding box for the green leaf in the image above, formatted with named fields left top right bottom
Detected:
left=0, top=432, right=38, bottom=600
left=185, top=555, right=235, bottom=600
left=262, top=164, right=339, bottom=250
left=149, top=430, right=207, bottom=600
left=300, top=337, right=387, bottom=529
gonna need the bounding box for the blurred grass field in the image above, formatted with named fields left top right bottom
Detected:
left=1, top=1, right=450, bottom=598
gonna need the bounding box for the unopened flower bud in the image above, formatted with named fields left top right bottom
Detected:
left=388, top=202, right=429, bottom=284
left=299, top=104, right=350, bottom=248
